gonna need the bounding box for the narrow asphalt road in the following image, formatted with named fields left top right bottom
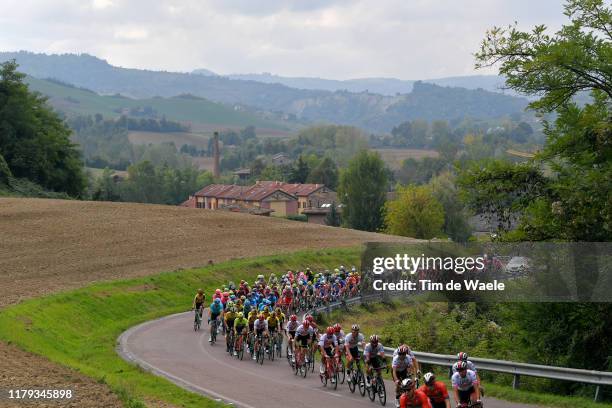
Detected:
left=119, top=312, right=546, bottom=408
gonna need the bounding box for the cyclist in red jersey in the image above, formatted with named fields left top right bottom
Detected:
left=418, top=373, right=450, bottom=408
left=400, top=378, right=432, bottom=408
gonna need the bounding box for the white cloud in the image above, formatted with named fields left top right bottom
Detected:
left=92, top=0, right=114, bottom=10
left=0, top=0, right=568, bottom=79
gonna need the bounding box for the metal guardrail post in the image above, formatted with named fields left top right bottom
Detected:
left=512, top=374, right=521, bottom=389
left=594, top=385, right=600, bottom=402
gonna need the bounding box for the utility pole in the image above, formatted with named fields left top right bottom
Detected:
left=213, top=131, right=220, bottom=178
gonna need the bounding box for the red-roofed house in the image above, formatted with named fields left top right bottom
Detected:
left=185, top=181, right=336, bottom=218
left=255, top=181, right=336, bottom=214
left=190, top=183, right=297, bottom=216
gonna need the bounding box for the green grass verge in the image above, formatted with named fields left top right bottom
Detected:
left=0, top=247, right=361, bottom=407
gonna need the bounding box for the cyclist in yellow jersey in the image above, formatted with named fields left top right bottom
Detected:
left=247, top=309, right=258, bottom=332
left=274, top=308, right=286, bottom=340
left=261, top=306, right=271, bottom=320
left=233, top=312, right=249, bottom=356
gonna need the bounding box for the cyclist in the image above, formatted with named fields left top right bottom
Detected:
left=208, top=297, right=223, bottom=342
left=233, top=312, right=249, bottom=356
left=452, top=352, right=482, bottom=396
left=393, top=345, right=414, bottom=407
left=393, top=344, right=420, bottom=376
left=286, top=314, right=299, bottom=359
left=224, top=305, right=237, bottom=352
left=266, top=313, right=279, bottom=353
left=252, top=314, right=269, bottom=360
left=318, top=326, right=339, bottom=382
left=344, top=323, right=365, bottom=379
left=295, top=320, right=313, bottom=365
left=418, top=372, right=450, bottom=408
left=451, top=361, right=480, bottom=406
left=192, top=289, right=206, bottom=322
left=399, top=378, right=432, bottom=408
left=364, top=334, right=386, bottom=387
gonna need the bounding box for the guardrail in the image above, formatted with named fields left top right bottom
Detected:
left=310, top=294, right=612, bottom=402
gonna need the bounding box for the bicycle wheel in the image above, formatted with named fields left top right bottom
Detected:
left=332, top=365, right=338, bottom=390
left=337, top=358, right=345, bottom=384
left=309, top=349, right=315, bottom=372
left=276, top=335, right=282, bottom=358
left=269, top=338, right=275, bottom=361
left=377, top=376, right=386, bottom=406
left=367, top=377, right=376, bottom=401
left=348, top=369, right=356, bottom=393
left=257, top=346, right=264, bottom=365
left=358, top=370, right=366, bottom=396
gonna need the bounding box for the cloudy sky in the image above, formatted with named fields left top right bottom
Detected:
left=0, top=0, right=567, bottom=80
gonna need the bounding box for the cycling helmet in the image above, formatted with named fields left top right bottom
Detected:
left=214, top=298, right=221, bottom=304
left=303, top=321, right=310, bottom=328
left=397, top=345, right=409, bottom=355
left=456, top=361, right=468, bottom=371
left=258, top=315, right=265, bottom=321
left=290, top=314, right=297, bottom=322
left=457, top=352, right=469, bottom=361
left=400, top=378, right=415, bottom=390
left=351, top=324, right=360, bottom=331
left=223, top=291, right=229, bottom=297
left=326, top=326, right=334, bottom=335
left=197, top=288, right=203, bottom=294
left=424, top=372, right=435, bottom=385
left=215, top=288, right=221, bottom=295
left=263, top=306, right=270, bottom=312
left=236, top=312, right=244, bottom=319
left=274, top=308, right=282, bottom=314
left=305, top=315, right=314, bottom=323
left=370, top=334, right=379, bottom=344
left=333, top=323, right=342, bottom=333
left=240, top=295, right=246, bottom=301
left=351, top=266, right=356, bottom=272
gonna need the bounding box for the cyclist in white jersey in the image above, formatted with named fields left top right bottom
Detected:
left=344, top=324, right=365, bottom=376
left=451, top=361, right=480, bottom=406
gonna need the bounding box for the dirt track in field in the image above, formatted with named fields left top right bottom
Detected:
left=0, top=198, right=413, bottom=308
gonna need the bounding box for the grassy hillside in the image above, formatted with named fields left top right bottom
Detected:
left=25, top=76, right=288, bottom=130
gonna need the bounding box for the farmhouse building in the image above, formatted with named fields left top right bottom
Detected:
left=181, top=181, right=337, bottom=219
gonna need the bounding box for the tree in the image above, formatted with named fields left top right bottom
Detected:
left=289, top=155, right=309, bottom=183
left=307, top=157, right=339, bottom=189
left=338, top=150, right=389, bottom=231
left=459, top=0, right=612, bottom=380
left=465, top=0, right=612, bottom=241
left=325, top=203, right=341, bottom=227
left=475, top=0, right=612, bottom=112
left=0, top=60, right=86, bottom=196
left=92, top=168, right=120, bottom=201
left=429, top=172, right=473, bottom=242
left=384, top=184, right=445, bottom=239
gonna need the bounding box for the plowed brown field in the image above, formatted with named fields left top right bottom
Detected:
left=0, top=198, right=413, bottom=308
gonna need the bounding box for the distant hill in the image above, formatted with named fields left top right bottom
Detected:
left=226, top=72, right=511, bottom=96
left=25, top=76, right=287, bottom=130
left=1, top=51, right=530, bottom=132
